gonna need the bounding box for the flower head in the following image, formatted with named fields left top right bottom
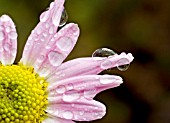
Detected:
left=0, top=0, right=134, bottom=122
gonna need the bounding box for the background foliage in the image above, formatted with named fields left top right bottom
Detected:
left=1, top=0, right=170, bottom=123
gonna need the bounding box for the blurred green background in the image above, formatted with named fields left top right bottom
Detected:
left=1, top=0, right=170, bottom=123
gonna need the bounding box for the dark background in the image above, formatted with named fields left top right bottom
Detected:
left=1, top=0, right=170, bottom=123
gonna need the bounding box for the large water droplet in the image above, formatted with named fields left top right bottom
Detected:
left=48, top=51, right=63, bottom=66
left=56, top=85, right=66, bottom=94
left=116, top=58, right=130, bottom=71
left=92, top=48, right=116, bottom=58
left=62, top=111, right=74, bottom=119
left=59, top=8, right=68, bottom=27
left=56, top=37, right=72, bottom=51
left=63, top=90, right=80, bottom=102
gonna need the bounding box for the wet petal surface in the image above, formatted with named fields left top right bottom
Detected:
left=0, top=15, right=17, bottom=65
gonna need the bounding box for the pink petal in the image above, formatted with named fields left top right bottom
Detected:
left=20, top=0, right=65, bottom=66
left=34, top=23, right=79, bottom=77
left=47, top=52, right=134, bottom=82
left=46, top=98, right=106, bottom=121
left=0, top=15, right=17, bottom=65
left=42, top=115, right=75, bottom=123
left=48, top=75, right=122, bottom=99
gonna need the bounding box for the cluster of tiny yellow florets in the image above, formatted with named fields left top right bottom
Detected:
left=0, top=64, right=48, bottom=123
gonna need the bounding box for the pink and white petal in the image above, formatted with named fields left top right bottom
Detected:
left=46, top=98, right=106, bottom=121
left=33, top=23, right=79, bottom=77
left=47, top=52, right=134, bottom=82
left=43, top=115, right=75, bottom=123
left=20, top=0, right=65, bottom=66
left=0, top=15, right=17, bottom=65
left=48, top=75, right=122, bottom=99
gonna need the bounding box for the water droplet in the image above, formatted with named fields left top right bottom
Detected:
left=40, top=11, right=49, bottom=22
left=9, top=31, right=17, bottom=39
left=79, top=111, right=85, bottom=116
left=49, top=26, right=54, bottom=34
left=59, top=8, right=68, bottom=27
left=62, top=111, right=73, bottom=119
left=100, top=75, right=115, bottom=84
left=56, top=85, right=66, bottom=94
left=92, top=48, right=116, bottom=58
left=63, top=90, right=80, bottom=102
left=66, top=83, right=74, bottom=90
left=4, top=43, right=10, bottom=51
left=84, top=88, right=96, bottom=99
left=37, top=55, right=45, bottom=63
left=100, top=60, right=112, bottom=69
left=56, top=37, right=73, bottom=51
left=0, top=31, right=4, bottom=41
left=48, top=51, right=63, bottom=66
left=5, top=27, right=11, bottom=33
left=116, top=58, right=130, bottom=71
left=117, top=64, right=129, bottom=71
left=50, top=2, right=54, bottom=9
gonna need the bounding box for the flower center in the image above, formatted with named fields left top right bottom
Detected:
left=0, top=64, right=48, bottom=122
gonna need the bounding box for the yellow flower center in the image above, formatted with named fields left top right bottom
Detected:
left=0, top=64, right=48, bottom=123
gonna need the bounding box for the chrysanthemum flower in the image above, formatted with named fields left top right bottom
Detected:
left=0, top=0, right=134, bottom=122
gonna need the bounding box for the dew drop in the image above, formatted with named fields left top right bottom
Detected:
left=37, top=55, right=45, bottom=63
left=66, top=83, right=74, bottom=90
left=0, top=31, right=4, bottom=41
left=92, top=48, right=116, bottom=58
left=117, top=64, right=129, bottom=71
left=116, top=58, right=130, bottom=71
left=79, top=111, right=85, bottom=116
left=40, top=11, right=49, bottom=22
left=59, top=8, right=68, bottom=27
left=48, top=51, right=63, bottom=66
left=56, top=85, right=66, bottom=94
left=63, top=90, right=80, bottom=102
left=56, top=37, right=72, bottom=51
left=9, top=31, right=17, bottom=39
left=4, top=43, right=10, bottom=51
left=100, top=60, right=112, bottom=69
left=62, top=111, right=73, bottom=119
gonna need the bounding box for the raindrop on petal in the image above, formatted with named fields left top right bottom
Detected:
left=0, top=31, right=4, bottom=41
left=92, top=48, right=116, bottom=58
left=56, top=85, right=66, bottom=94
left=56, top=37, right=73, bottom=51
left=59, top=8, right=68, bottom=27
left=63, top=90, right=80, bottom=102
left=100, top=75, right=116, bottom=84
left=4, top=43, right=10, bottom=51
left=48, top=51, right=63, bottom=66
left=62, top=111, right=74, bottom=119
left=116, top=58, right=130, bottom=71
left=117, top=64, right=129, bottom=71
left=9, top=31, right=17, bottom=39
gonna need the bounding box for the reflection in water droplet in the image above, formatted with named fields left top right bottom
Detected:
left=100, top=75, right=115, bottom=84
left=117, top=64, right=129, bottom=71
left=63, top=90, right=80, bottom=102
left=56, top=85, right=66, bottom=94
left=92, top=48, right=116, bottom=58
left=116, top=58, right=130, bottom=71
left=56, top=37, right=72, bottom=51
left=48, top=51, right=63, bottom=66
left=59, top=8, right=68, bottom=27
left=100, top=60, right=112, bottom=69
left=62, top=111, right=73, bottom=119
